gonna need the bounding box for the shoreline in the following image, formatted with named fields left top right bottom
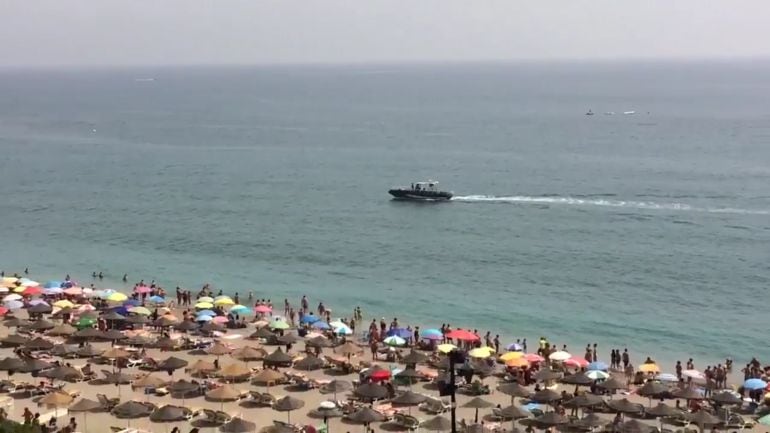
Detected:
left=0, top=268, right=751, bottom=382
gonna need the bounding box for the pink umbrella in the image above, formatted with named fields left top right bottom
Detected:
left=23, top=286, right=43, bottom=296
left=524, top=353, right=545, bottom=363
left=254, top=305, right=272, bottom=313
left=134, top=286, right=152, bottom=294
left=64, top=287, right=83, bottom=296
left=565, top=356, right=589, bottom=368
left=212, top=316, right=229, bottom=324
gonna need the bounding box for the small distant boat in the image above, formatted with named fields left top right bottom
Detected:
left=585, top=110, right=594, bottom=116
left=604, top=111, right=615, bottom=115
left=623, top=111, right=636, bottom=115
left=134, top=78, right=155, bottom=82
left=389, top=181, right=453, bottom=201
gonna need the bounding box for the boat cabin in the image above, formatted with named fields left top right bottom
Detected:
left=410, top=181, right=440, bottom=191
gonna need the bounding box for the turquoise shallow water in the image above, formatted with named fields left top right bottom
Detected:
left=0, top=61, right=769, bottom=369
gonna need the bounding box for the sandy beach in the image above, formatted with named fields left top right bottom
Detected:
left=0, top=276, right=768, bottom=433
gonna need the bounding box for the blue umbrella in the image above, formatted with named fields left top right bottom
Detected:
left=44, top=281, right=62, bottom=289
left=98, top=290, right=116, bottom=300
left=28, top=299, right=49, bottom=306
left=197, top=310, right=215, bottom=317
left=123, top=299, right=141, bottom=307
left=421, top=329, right=443, bottom=340
left=744, top=378, right=767, bottom=390
left=300, top=314, right=320, bottom=324
left=505, top=343, right=523, bottom=351
left=62, top=281, right=74, bottom=288
left=588, top=361, right=608, bottom=371
left=4, top=300, right=23, bottom=310
left=387, top=328, right=412, bottom=339
left=312, top=321, right=331, bottom=330
left=43, top=287, right=63, bottom=295
left=111, top=306, right=129, bottom=316
left=656, top=373, right=679, bottom=382
left=231, top=307, right=253, bottom=315
left=196, top=314, right=213, bottom=322
left=148, top=296, right=165, bottom=304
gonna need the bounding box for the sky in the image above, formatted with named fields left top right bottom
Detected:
left=1, top=0, right=769, bottom=67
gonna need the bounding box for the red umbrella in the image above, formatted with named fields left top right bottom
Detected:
left=565, top=356, right=589, bottom=368
left=370, top=369, right=392, bottom=382
left=23, top=286, right=43, bottom=296
left=445, top=329, right=479, bottom=341
left=0, top=306, right=8, bottom=316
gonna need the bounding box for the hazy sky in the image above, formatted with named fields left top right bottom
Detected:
left=1, top=0, right=769, bottom=67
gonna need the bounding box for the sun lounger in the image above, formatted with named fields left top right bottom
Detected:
left=419, top=396, right=450, bottom=414
left=126, top=358, right=145, bottom=368
left=393, top=413, right=420, bottom=430
left=96, top=393, right=120, bottom=411
left=202, top=408, right=232, bottom=424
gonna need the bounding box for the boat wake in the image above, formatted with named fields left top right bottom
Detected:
left=451, top=195, right=770, bottom=215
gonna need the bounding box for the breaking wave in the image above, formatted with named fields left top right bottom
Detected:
left=451, top=195, right=770, bottom=215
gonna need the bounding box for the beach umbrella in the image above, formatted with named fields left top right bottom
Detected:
left=392, top=389, right=427, bottom=411
left=43, top=280, right=62, bottom=289
left=206, top=384, right=242, bottom=409
left=500, top=351, right=524, bottom=362
left=598, top=376, right=628, bottom=391
left=548, top=350, right=571, bottom=361
left=106, top=292, right=128, bottom=302
left=73, top=327, right=104, bottom=340
left=47, top=323, right=77, bottom=336
left=51, top=344, right=79, bottom=357
left=198, top=296, right=214, bottom=303
left=612, top=419, right=657, bottom=433
left=655, top=373, right=678, bottom=382
left=103, top=329, right=127, bottom=341
left=498, top=405, right=531, bottom=419
left=585, top=370, right=609, bottom=380
left=565, top=356, right=589, bottom=368
left=221, top=416, right=257, bottom=433
left=348, top=406, right=386, bottom=425
left=208, top=342, right=232, bottom=356
left=355, top=382, right=388, bottom=401
left=2, top=317, right=29, bottom=328
left=682, top=369, right=705, bottom=380
left=420, top=328, right=443, bottom=340
left=311, top=321, right=331, bottom=330
left=69, top=398, right=101, bottom=432
left=645, top=402, right=682, bottom=418
left=168, top=380, right=199, bottom=406
left=531, top=389, right=562, bottom=404
left=25, top=336, right=54, bottom=350
left=44, top=286, right=64, bottom=296
left=219, top=362, right=251, bottom=381
left=53, top=299, right=75, bottom=309
left=445, top=329, right=479, bottom=341
left=524, top=353, right=545, bottom=363
left=744, top=378, right=767, bottom=390
left=463, top=397, right=495, bottom=422
left=710, top=391, right=742, bottom=405
left=40, top=366, right=84, bottom=382
left=505, top=342, right=523, bottom=351
left=187, top=360, right=218, bottom=376
left=0, top=357, right=25, bottom=371
left=3, top=300, right=23, bottom=310
left=132, top=374, right=167, bottom=389
left=195, top=301, right=214, bottom=309
left=523, top=412, right=569, bottom=428
left=563, top=393, right=604, bottom=409
left=335, top=341, right=363, bottom=357
left=273, top=395, right=305, bottom=423
left=232, top=304, right=253, bottom=313
left=277, top=333, right=300, bottom=344
left=129, top=306, right=151, bottom=315
left=232, top=346, right=267, bottom=362
left=252, top=368, right=285, bottom=390
left=63, top=286, right=83, bottom=296
left=264, top=348, right=294, bottom=365
left=201, top=321, right=225, bottom=332
left=39, top=391, right=75, bottom=421
left=134, top=286, right=152, bottom=294
left=321, top=379, right=352, bottom=399
left=534, top=368, right=562, bottom=382
left=23, top=286, right=43, bottom=296
left=215, top=297, right=235, bottom=306
left=561, top=372, right=593, bottom=386
left=126, top=315, right=150, bottom=325
left=113, top=400, right=154, bottom=427
left=437, top=343, right=457, bottom=353
left=101, top=311, right=126, bottom=321
left=0, top=334, right=28, bottom=346
left=368, top=368, right=392, bottom=382
left=103, top=347, right=131, bottom=359
left=148, top=295, right=165, bottom=304
left=383, top=335, right=406, bottom=346
left=606, top=398, right=644, bottom=414
left=637, top=381, right=669, bottom=398
left=197, top=309, right=216, bottom=317
left=150, top=404, right=192, bottom=431
left=587, top=361, right=608, bottom=371
left=28, top=319, right=56, bottom=331
left=196, top=314, right=213, bottom=322
left=638, top=363, right=660, bottom=373
left=672, top=386, right=704, bottom=400
left=158, top=356, right=188, bottom=372
left=174, top=320, right=199, bottom=331
left=212, top=316, right=229, bottom=324
left=685, top=411, right=721, bottom=430
left=401, top=350, right=429, bottom=365
left=468, top=346, right=495, bottom=359
left=76, top=344, right=104, bottom=357
left=4, top=293, right=22, bottom=301
left=155, top=316, right=179, bottom=327
left=334, top=323, right=353, bottom=335
left=300, top=314, right=319, bottom=324
left=294, top=355, right=325, bottom=371
left=498, top=382, right=531, bottom=398
left=28, top=303, right=53, bottom=314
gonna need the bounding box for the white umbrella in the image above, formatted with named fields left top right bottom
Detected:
left=585, top=370, right=609, bottom=380
left=549, top=351, right=571, bottom=361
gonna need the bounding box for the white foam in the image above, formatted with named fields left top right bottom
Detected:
left=451, top=195, right=770, bottom=215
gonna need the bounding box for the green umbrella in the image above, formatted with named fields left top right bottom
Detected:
left=269, top=320, right=290, bottom=330
left=75, top=317, right=96, bottom=329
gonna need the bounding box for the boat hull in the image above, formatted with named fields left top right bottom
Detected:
left=388, top=189, right=453, bottom=201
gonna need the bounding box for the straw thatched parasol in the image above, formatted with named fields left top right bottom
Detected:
left=561, top=372, right=594, bottom=386
left=0, top=334, right=28, bottom=346
left=76, top=344, right=104, bottom=357
left=335, top=341, right=363, bottom=357
left=206, top=384, right=242, bottom=401
left=187, top=359, right=218, bottom=376
left=208, top=342, right=232, bottom=356
left=497, top=382, right=531, bottom=398
left=24, top=337, right=54, bottom=350
left=305, top=336, right=332, bottom=348
left=73, top=327, right=105, bottom=340
left=611, top=419, right=657, bottom=433
left=102, top=329, right=127, bottom=341
left=346, top=407, right=386, bottom=424
left=645, top=402, right=682, bottom=418
left=219, top=362, right=251, bottom=381
left=51, top=344, right=78, bottom=357
left=637, top=381, right=669, bottom=398
left=402, top=350, right=429, bottom=365
left=68, top=397, right=101, bottom=432
left=201, top=322, right=225, bottom=332
left=158, top=356, right=188, bottom=371
left=47, top=323, right=77, bottom=336
left=102, top=347, right=131, bottom=359
left=606, top=398, right=644, bottom=414
left=0, top=357, right=25, bottom=371
left=497, top=405, right=531, bottom=419
left=294, top=355, right=325, bottom=371
left=112, top=400, right=155, bottom=419
left=354, top=383, right=388, bottom=401
left=273, top=396, right=305, bottom=423
left=672, top=386, right=704, bottom=400
left=28, top=303, right=53, bottom=314
left=150, top=404, right=191, bottom=422
left=534, top=368, right=562, bottom=382
left=320, top=379, right=352, bottom=399
left=132, top=374, right=167, bottom=389
left=277, top=333, right=300, bottom=345
left=221, top=416, right=257, bottom=433
left=174, top=320, right=199, bottom=332
left=421, top=415, right=454, bottom=431
left=598, top=376, right=628, bottom=392
left=39, top=391, right=74, bottom=407
left=232, top=346, right=267, bottom=362
left=21, top=359, right=54, bottom=373
left=27, top=319, right=56, bottom=331
left=263, top=348, right=293, bottom=366
left=531, top=388, right=562, bottom=404
left=40, top=366, right=84, bottom=382
left=462, top=397, right=494, bottom=423
left=710, top=391, right=742, bottom=405
left=563, top=393, right=605, bottom=408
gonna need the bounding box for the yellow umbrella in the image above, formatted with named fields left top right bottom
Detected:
left=469, top=347, right=495, bottom=359
left=13, top=286, right=26, bottom=293
left=106, top=292, right=128, bottom=302
left=1, top=277, right=18, bottom=285
left=639, top=363, right=660, bottom=373
left=505, top=358, right=530, bottom=368
left=195, top=302, right=214, bottom=309
left=437, top=344, right=457, bottom=354
left=129, top=306, right=151, bottom=315
left=214, top=298, right=235, bottom=306
left=499, top=351, right=524, bottom=362
left=198, top=296, right=214, bottom=303
left=53, top=300, right=75, bottom=309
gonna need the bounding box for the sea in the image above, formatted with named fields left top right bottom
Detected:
left=0, top=60, right=768, bottom=371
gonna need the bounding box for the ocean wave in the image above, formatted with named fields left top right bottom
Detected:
left=451, top=195, right=770, bottom=215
